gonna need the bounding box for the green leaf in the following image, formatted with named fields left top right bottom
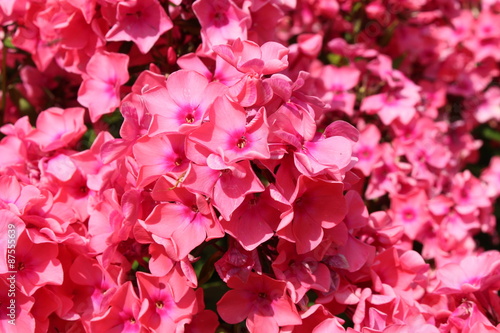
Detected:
left=483, top=127, right=500, bottom=142
left=3, top=37, right=15, bottom=49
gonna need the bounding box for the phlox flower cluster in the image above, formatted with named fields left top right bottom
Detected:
left=0, top=0, right=499, bottom=332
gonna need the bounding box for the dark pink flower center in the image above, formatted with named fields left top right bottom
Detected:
left=402, top=208, right=416, bottom=222
left=185, top=113, right=195, bottom=123
left=156, top=301, right=164, bottom=309
left=213, top=12, right=229, bottom=27
left=174, top=157, right=183, bottom=166
left=358, top=147, right=373, bottom=160
left=460, top=188, right=469, bottom=200
left=236, top=136, right=247, bottom=149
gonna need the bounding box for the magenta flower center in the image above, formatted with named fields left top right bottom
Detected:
left=236, top=136, right=247, bottom=149
left=402, top=208, right=416, bottom=222
left=174, top=157, right=183, bottom=166
left=213, top=12, right=229, bottom=27
left=358, top=146, right=373, bottom=160
left=185, top=113, right=195, bottom=123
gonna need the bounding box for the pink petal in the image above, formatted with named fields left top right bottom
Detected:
left=217, top=289, right=254, bottom=324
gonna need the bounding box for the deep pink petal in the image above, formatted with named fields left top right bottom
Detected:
left=217, top=289, right=254, bottom=324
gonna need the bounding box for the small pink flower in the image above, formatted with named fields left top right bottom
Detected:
left=282, top=304, right=345, bottom=333
left=142, top=176, right=224, bottom=260
left=137, top=270, right=197, bottom=332
left=220, top=187, right=285, bottom=251
left=434, top=251, right=500, bottom=294
left=475, top=87, right=500, bottom=123
left=390, top=189, right=430, bottom=240
left=217, top=272, right=302, bottom=332
left=193, top=0, right=250, bottom=54
left=320, top=65, right=360, bottom=116
left=188, top=95, right=270, bottom=164
left=182, top=159, right=265, bottom=220
left=451, top=170, right=490, bottom=215
left=90, top=282, right=142, bottom=333
left=26, top=107, right=86, bottom=152
left=142, top=70, right=227, bottom=135
left=213, top=39, right=289, bottom=106
left=78, top=52, right=129, bottom=122
left=272, top=240, right=331, bottom=303
left=133, top=134, right=190, bottom=187
left=277, top=176, right=347, bottom=254
left=215, top=239, right=261, bottom=283
left=7, top=230, right=63, bottom=296
left=353, top=124, right=382, bottom=177
left=213, top=39, right=289, bottom=76
left=106, top=0, right=173, bottom=54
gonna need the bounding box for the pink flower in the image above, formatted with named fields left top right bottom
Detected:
left=90, top=282, right=142, bottom=333
left=78, top=52, right=129, bottom=122
left=213, top=39, right=289, bottom=76
left=434, top=251, right=500, bottom=294
left=481, top=156, right=500, bottom=198
left=69, top=255, right=118, bottom=319
left=26, top=107, right=86, bottom=152
left=370, top=247, right=428, bottom=292
left=451, top=171, right=490, bottom=215
left=0, top=175, right=40, bottom=216
left=137, top=270, right=197, bottom=332
left=353, top=124, right=382, bottom=177
left=6, top=230, right=63, bottom=296
left=282, top=304, right=346, bottom=333
left=277, top=176, right=347, bottom=254
left=106, top=0, right=173, bottom=54
left=390, top=189, right=430, bottom=240
left=87, top=189, right=131, bottom=254
left=320, top=65, right=360, bottom=116
left=133, top=134, right=190, bottom=187
left=272, top=240, right=331, bottom=303
left=220, top=186, right=286, bottom=251
left=213, top=39, right=289, bottom=106
left=142, top=70, right=227, bottom=135
left=182, top=159, right=265, bottom=220
left=215, top=239, right=261, bottom=283
left=188, top=95, right=270, bottom=164
left=475, top=87, right=500, bottom=123
left=217, top=272, right=302, bottom=332
left=193, top=0, right=250, bottom=54
left=439, top=299, right=500, bottom=333
left=142, top=176, right=224, bottom=260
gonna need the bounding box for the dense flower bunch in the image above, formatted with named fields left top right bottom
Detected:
left=1, top=0, right=500, bottom=332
